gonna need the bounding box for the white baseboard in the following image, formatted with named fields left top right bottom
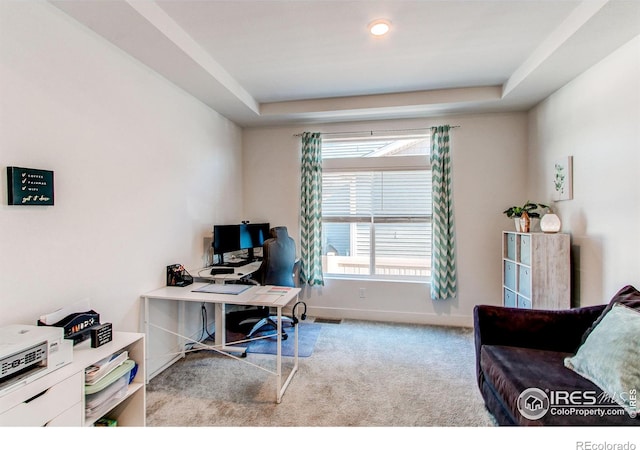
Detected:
left=306, top=306, right=473, bottom=328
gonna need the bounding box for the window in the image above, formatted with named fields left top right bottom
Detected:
left=321, top=134, right=431, bottom=280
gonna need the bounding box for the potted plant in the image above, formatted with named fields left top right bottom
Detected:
left=503, top=201, right=548, bottom=232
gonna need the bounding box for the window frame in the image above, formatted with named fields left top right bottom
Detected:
left=321, top=143, right=432, bottom=282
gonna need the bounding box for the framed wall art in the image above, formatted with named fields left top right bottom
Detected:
left=553, top=156, right=573, bottom=201
left=7, top=166, right=54, bottom=205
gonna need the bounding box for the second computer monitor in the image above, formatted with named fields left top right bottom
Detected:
left=213, top=222, right=270, bottom=265
left=244, top=223, right=270, bottom=249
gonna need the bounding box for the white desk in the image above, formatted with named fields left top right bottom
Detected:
left=191, top=261, right=262, bottom=284
left=141, top=283, right=300, bottom=403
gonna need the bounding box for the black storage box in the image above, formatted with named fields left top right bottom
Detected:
left=37, top=310, right=100, bottom=345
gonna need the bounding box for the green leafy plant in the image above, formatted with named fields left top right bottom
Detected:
left=503, top=201, right=548, bottom=219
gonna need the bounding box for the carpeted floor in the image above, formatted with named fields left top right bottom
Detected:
left=146, top=319, right=496, bottom=427
left=226, top=322, right=322, bottom=357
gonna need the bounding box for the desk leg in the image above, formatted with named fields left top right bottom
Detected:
left=214, top=302, right=246, bottom=354
left=276, top=306, right=282, bottom=403
left=178, top=300, right=185, bottom=359
left=276, top=296, right=299, bottom=403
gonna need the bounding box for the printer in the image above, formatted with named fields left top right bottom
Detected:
left=0, top=324, right=73, bottom=396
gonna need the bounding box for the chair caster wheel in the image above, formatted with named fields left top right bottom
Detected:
left=282, top=334, right=288, bottom=341
left=240, top=352, right=247, bottom=358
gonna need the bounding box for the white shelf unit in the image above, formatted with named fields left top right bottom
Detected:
left=502, top=231, right=570, bottom=310
left=0, top=331, right=145, bottom=427
left=73, top=332, right=146, bottom=426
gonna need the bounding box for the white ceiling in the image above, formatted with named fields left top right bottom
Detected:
left=50, top=0, right=640, bottom=127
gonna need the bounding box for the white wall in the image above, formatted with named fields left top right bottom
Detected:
left=5, top=3, right=633, bottom=369
left=528, top=36, right=640, bottom=306
left=0, top=2, right=242, bottom=374
left=244, top=112, right=529, bottom=327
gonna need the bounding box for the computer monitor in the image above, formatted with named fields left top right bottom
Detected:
left=238, top=224, right=253, bottom=250
left=212, top=223, right=270, bottom=265
left=213, top=225, right=241, bottom=256
left=246, top=223, right=270, bottom=248
left=245, top=223, right=270, bottom=261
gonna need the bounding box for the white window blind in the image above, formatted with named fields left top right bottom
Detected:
left=321, top=135, right=431, bottom=280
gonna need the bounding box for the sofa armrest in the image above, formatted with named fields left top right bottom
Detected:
left=474, top=304, right=605, bottom=352
left=473, top=304, right=605, bottom=387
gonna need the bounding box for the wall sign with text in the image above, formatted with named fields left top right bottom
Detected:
left=7, top=166, right=55, bottom=205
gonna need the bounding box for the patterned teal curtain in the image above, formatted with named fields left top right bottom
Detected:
left=430, top=125, right=457, bottom=300
left=300, top=132, right=324, bottom=286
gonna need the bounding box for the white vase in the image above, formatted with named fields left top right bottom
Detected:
left=540, top=213, right=561, bottom=233
left=519, top=213, right=531, bottom=233
left=514, top=218, right=521, bottom=232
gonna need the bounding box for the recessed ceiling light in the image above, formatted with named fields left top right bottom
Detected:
left=369, top=19, right=391, bottom=37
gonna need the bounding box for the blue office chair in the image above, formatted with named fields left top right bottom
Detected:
left=237, top=227, right=299, bottom=339
left=259, top=226, right=297, bottom=287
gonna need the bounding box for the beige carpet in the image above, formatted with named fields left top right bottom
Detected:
left=145, top=319, right=496, bottom=427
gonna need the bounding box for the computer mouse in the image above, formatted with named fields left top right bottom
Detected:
left=237, top=273, right=243, bottom=276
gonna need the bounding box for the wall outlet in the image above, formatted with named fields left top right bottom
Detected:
left=359, top=288, right=366, bottom=298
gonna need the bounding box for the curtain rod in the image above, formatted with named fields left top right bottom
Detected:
left=293, top=126, right=460, bottom=137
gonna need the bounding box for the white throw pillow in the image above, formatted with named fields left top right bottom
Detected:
left=565, top=303, right=640, bottom=417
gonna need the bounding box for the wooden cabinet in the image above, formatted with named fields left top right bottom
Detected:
left=502, top=231, right=570, bottom=310
left=0, top=331, right=145, bottom=427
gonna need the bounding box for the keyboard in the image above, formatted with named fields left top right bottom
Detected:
left=222, top=260, right=248, bottom=268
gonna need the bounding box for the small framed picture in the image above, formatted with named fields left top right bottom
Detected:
left=7, top=166, right=54, bottom=205
left=553, top=156, right=573, bottom=201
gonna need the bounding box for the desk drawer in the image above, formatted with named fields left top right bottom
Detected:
left=0, top=371, right=82, bottom=426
